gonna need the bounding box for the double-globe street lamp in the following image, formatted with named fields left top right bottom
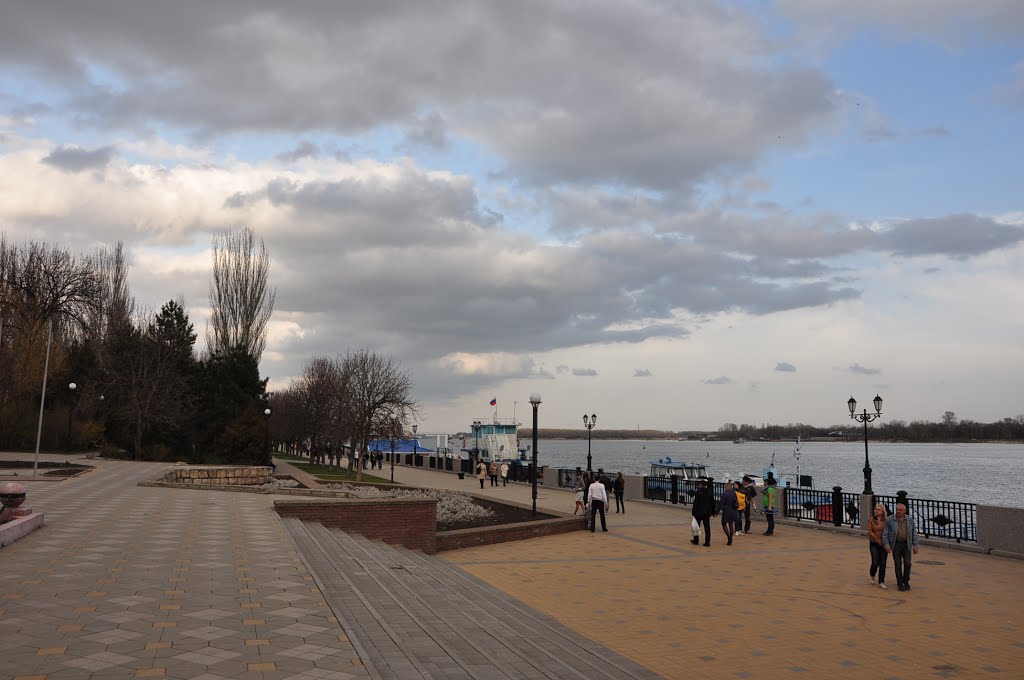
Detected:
left=583, top=413, right=597, bottom=472
left=529, top=394, right=541, bottom=515
left=412, top=423, right=418, bottom=466
left=848, top=394, right=883, bottom=495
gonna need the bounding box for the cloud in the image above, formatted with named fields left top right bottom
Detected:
left=0, top=2, right=838, bottom=193
left=880, top=214, right=1024, bottom=258
left=633, top=368, right=653, bottom=377
left=702, top=376, right=734, bottom=385
left=572, top=368, right=598, bottom=377
left=848, top=363, right=882, bottom=375
left=401, top=112, right=450, bottom=151
left=276, top=141, right=319, bottom=163
left=775, top=362, right=797, bottom=372
left=919, top=126, right=950, bottom=137
left=41, top=145, right=114, bottom=172
left=556, top=365, right=570, bottom=374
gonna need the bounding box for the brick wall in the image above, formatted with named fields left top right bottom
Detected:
left=274, top=498, right=437, bottom=553
left=436, top=516, right=584, bottom=552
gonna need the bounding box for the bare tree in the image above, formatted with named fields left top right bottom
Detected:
left=343, top=349, right=419, bottom=481
left=207, top=227, right=276, bottom=361
left=293, top=355, right=352, bottom=466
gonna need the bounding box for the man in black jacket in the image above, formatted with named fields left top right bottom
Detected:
left=691, top=478, right=717, bottom=547
left=741, top=476, right=757, bottom=533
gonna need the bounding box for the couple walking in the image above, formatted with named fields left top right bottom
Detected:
left=690, top=476, right=771, bottom=546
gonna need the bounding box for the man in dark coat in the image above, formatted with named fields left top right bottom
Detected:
left=691, top=478, right=717, bottom=547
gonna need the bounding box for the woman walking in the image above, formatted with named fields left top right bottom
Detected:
left=613, top=472, right=626, bottom=513
left=720, top=482, right=739, bottom=545
left=868, top=503, right=889, bottom=589
left=574, top=478, right=586, bottom=515
left=732, top=481, right=746, bottom=535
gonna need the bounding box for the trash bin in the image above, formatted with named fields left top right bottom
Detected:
left=457, top=472, right=465, bottom=480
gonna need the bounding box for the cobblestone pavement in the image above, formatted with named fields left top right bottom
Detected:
left=381, top=463, right=1024, bottom=680
left=1, top=453, right=368, bottom=680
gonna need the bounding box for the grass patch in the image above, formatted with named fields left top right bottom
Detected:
left=288, top=460, right=394, bottom=484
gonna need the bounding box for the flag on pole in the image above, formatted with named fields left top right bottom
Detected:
left=489, top=398, right=497, bottom=406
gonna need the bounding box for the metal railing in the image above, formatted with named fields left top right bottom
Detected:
left=643, top=477, right=725, bottom=506
left=875, top=494, right=977, bottom=543
left=783, top=487, right=861, bottom=528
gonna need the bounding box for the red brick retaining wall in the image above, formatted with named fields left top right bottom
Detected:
left=274, top=498, right=437, bottom=553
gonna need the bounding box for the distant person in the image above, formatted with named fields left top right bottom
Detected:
left=741, top=476, right=756, bottom=533
left=868, top=503, right=889, bottom=590
left=762, top=476, right=777, bottom=536
left=588, top=476, right=609, bottom=532
left=574, top=479, right=586, bottom=515
left=732, top=481, right=746, bottom=535
left=476, top=460, right=488, bottom=489
left=883, top=503, right=920, bottom=591
left=691, top=479, right=716, bottom=547
left=720, top=481, right=739, bottom=546
left=601, top=474, right=612, bottom=513
left=488, top=460, right=499, bottom=486
left=500, top=461, right=509, bottom=486
left=613, top=472, right=626, bottom=513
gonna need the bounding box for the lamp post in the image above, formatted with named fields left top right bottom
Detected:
left=389, top=417, right=398, bottom=483
left=412, top=423, right=418, bottom=467
left=529, top=394, right=541, bottom=515
left=67, top=382, right=77, bottom=452
left=848, top=394, right=883, bottom=495
left=583, top=413, right=596, bottom=472
left=263, top=408, right=272, bottom=465
left=472, top=420, right=482, bottom=465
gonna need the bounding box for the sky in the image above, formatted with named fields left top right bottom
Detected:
left=1, top=1, right=1022, bottom=435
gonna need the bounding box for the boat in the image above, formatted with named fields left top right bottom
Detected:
left=649, top=456, right=709, bottom=480
left=461, top=415, right=526, bottom=462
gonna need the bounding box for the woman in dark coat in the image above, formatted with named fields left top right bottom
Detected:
left=691, top=479, right=716, bottom=547
left=720, top=482, right=740, bottom=545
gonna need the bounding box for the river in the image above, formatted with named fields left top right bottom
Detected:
left=531, top=439, right=1024, bottom=507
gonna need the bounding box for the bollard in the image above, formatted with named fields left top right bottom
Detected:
left=670, top=475, right=679, bottom=504
left=832, top=486, right=843, bottom=527
left=895, top=490, right=909, bottom=510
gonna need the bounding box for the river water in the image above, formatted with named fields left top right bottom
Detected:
left=532, top=439, right=1024, bottom=507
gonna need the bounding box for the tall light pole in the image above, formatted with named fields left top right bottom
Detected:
left=390, top=417, right=399, bottom=483
left=263, top=408, right=272, bottom=465
left=412, top=423, right=418, bottom=466
left=583, top=413, right=596, bottom=472
left=848, top=394, right=883, bottom=495
left=67, top=382, right=77, bottom=452
left=529, top=394, right=541, bottom=515
left=472, top=420, right=482, bottom=464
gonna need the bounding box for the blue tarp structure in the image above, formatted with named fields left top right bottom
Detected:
left=367, top=439, right=435, bottom=453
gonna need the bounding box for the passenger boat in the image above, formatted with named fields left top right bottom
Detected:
left=460, top=416, right=526, bottom=463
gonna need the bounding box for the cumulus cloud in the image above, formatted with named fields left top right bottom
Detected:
left=41, top=145, right=114, bottom=172
left=633, top=369, right=653, bottom=377
left=702, top=376, right=734, bottom=385
left=572, top=368, right=598, bottom=377
left=848, top=363, right=882, bottom=375
left=276, top=141, right=319, bottom=163
left=775, top=362, right=797, bottom=372
left=880, top=214, right=1024, bottom=259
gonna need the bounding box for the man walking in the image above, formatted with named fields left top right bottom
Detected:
left=741, top=476, right=756, bottom=533
left=883, top=503, right=921, bottom=591
left=588, top=475, right=609, bottom=532
left=691, top=478, right=716, bottom=546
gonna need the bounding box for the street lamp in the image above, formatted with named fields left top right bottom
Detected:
left=472, top=420, right=482, bottom=464
left=67, top=382, right=77, bottom=452
left=848, top=394, right=883, bottom=495
left=389, top=418, right=399, bottom=483
left=412, top=423, right=418, bottom=467
left=263, top=408, right=272, bottom=465
left=529, top=394, right=541, bottom=515
left=583, top=413, right=597, bottom=471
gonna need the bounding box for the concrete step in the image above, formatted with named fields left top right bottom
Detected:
left=301, top=520, right=659, bottom=680
left=392, top=544, right=662, bottom=680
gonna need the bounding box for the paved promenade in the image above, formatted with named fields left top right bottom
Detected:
left=381, top=463, right=1024, bottom=680
left=3, top=453, right=1023, bottom=680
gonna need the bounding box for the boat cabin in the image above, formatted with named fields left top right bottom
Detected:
left=649, top=457, right=709, bottom=481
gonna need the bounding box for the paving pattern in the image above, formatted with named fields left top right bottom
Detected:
left=0, top=453, right=367, bottom=680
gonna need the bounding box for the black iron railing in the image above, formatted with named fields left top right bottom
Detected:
left=875, top=494, right=977, bottom=543
left=784, top=487, right=861, bottom=528
left=643, top=477, right=725, bottom=506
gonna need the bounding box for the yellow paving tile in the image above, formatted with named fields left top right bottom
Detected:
left=159, top=604, right=180, bottom=610
left=145, top=642, right=172, bottom=649
left=57, top=624, right=83, bottom=632
left=247, top=663, right=275, bottom=671
left=242, top=618, right=265, bottom=625
left=134, top=668, right=165, bottom=677
left=36, top=647, right=67, bottom=656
